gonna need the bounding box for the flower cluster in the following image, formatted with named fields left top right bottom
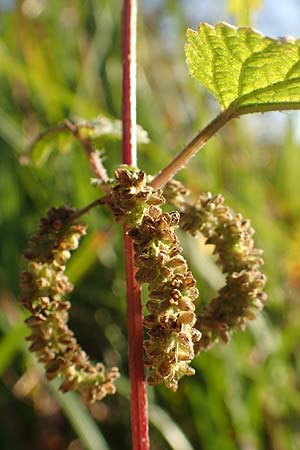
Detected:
left=20, top=168, right=266, bottom=397
left=103, top=167, right=201, bottom=391
left=164, top=180, right=267, bottom=352
left=20, top=207, right=119, bottom=403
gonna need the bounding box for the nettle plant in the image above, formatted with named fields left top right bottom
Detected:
left=20, top=15, right=300, bottom=450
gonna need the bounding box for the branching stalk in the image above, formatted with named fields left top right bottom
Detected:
left=151, top=109, right=234, bottom=189
left=68, top=197, right=107, bottom=223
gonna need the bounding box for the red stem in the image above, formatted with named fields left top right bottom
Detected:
left=122, top=0, right=137, bottom=166
left=122, top=1, right=150, bottom=450
left=123, top=233, right=149, bottom=450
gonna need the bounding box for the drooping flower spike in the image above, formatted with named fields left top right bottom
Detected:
left=164, top=180, right=267, bottom=352
left=19, top=206, right=119, bottom=403
left=103, top=167, right=201, bottom=391
left=20, top=168, right=266, bottom=397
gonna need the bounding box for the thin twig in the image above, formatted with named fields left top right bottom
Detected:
left=68, top=197, right=107, bottom=223
left=64, top=119, right=109, bottom=183
left=150, top=109, right=233, bottom=189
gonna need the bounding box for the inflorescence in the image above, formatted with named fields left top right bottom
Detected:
left=19, top=206, right=119, bottom=403
left=103, top=167, right=201, bottom=391
left=20, top=168, right=267, bottom=398
left=164, top=179, right=267, bottom=353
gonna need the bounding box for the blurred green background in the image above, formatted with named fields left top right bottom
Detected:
left=1, top=1, right=300, bottom=449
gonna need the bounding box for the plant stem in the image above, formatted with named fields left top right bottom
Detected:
left=68, top=197, right=107, bottom=223
left=122, top=1, right=150, bottom=450
left=64, top=119, right=109, bottom=183
left=122, top=0, right=137, bottom=166
left=150, top=109, right=233, bottom=189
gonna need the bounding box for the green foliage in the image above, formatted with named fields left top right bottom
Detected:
left=27, top=116, right=149, bottom=167
left=186, top=22, right=300, bottom=114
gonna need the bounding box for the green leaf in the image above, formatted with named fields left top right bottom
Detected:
left=24, top=115, right=149, bottom=167
left=29, top=128, right=74, bottom=167
left=75, top=116, right=149, bottom=144
left=186, top=22, right=300, bottom=114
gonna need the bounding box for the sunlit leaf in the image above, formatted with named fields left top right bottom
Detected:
left=186, top=22, right=300, bottom=114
